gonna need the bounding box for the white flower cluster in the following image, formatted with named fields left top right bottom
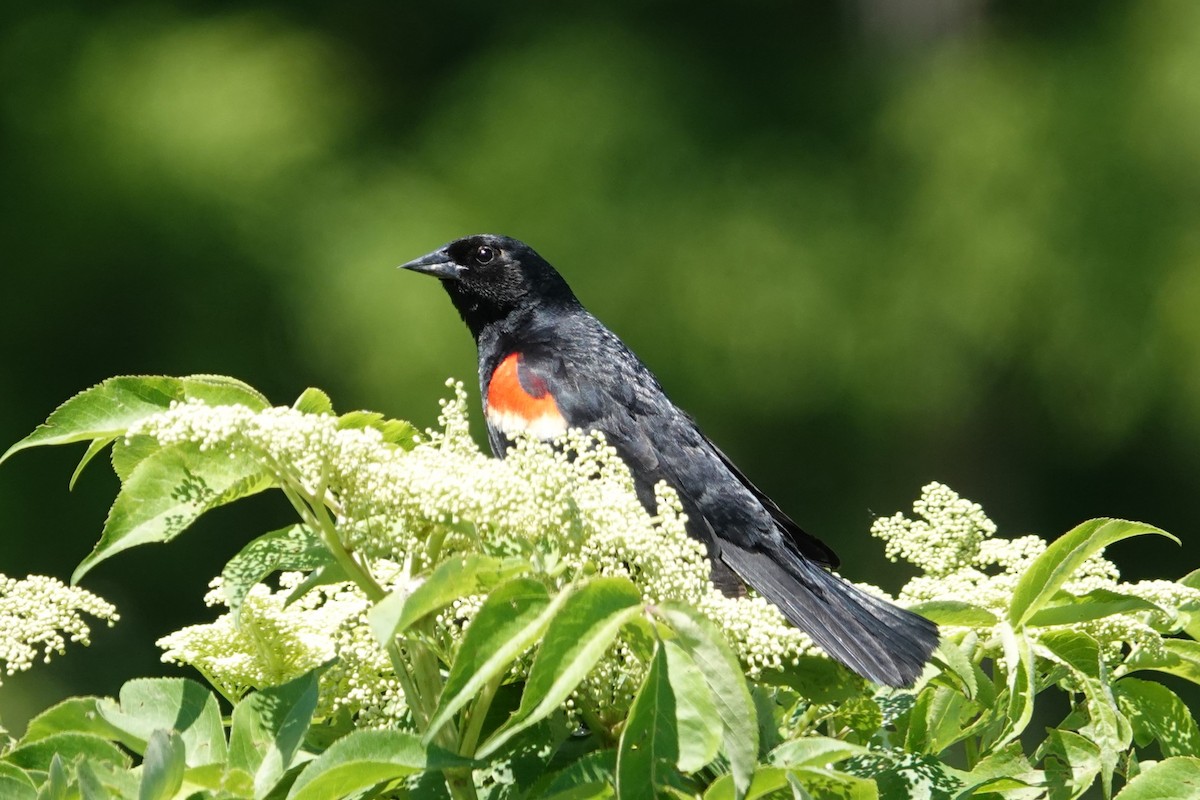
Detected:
left=139, top=383, right=826, bottom=724
left=0, top=573, right=119, bottom=684
left=873, top=483, right=1121, bottom=614
left=873, top=483, right=1199, bottom=671
left=871, top=482, right=997, bottom=578
left=157, top=573, right=406, bottom=725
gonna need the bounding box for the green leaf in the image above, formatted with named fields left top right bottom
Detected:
left=1, top=733, right=131, bottom=772
left=1115, top=678, right=1200, bottom=758
left=654, top=604, right=758, bottom=800
left=662, top=639, right=721, bottom=772
left=1008, top=519, right=1176, bottom=628
left=337, top=411, right=420, bottom=450
left=293, top=388, right=334, bottom=416
left=617, top=643, right=679, bottom=800
left=110, top=434, right=160, bottom=483
left=906, top=600, right=999, bottom=628
left=768, top=736, right=870, bottom=769
left=286, top=730, right=464, bottom=800
left=904, top=683, right=974, bottom=754
left=758, top=656, right=864, bottom=705
left=96, top=678, right=226, bottom=767
left=995, top=622, right=1036, bottom=750
left=706, top=767, right=877, bottom=800
left=75, top=760, right=112, bottom=800
left=960, top=742, right=1043, bottom=797
left=20, top=697, right=134, bottom=748
left=229, top=668, right=323, bottom=798
left=41, top=754, right=69, bottom=800
left=1038, top=630, right=1130, bottom=796
left=1026, top=588, right=1165, bottom=628
left=1, top=375, right=270, bottom=466
left=0, top=763, right=36, bottom=800
left=535, top=750, right=617, bottom=799
left=74, top=441, right=275, bottom=582
left=788, top=767, right=879, bottom=800
left=1037, top=728, right=1102, bottom=800
left=477, top=578, right=643, bottom=759
left=139, top=729, right=187, bottom=800
left=424, top=577, right=554, bottom=746
left=1113, top=756, right=1200, bottom=799
left=931, top=636, right=979, bottom=700
left=222, top=525, right=332, bottom=621
left=70, top=437, right=117, bottom=490
left=702, top=768, right=790, bottom=800
left=77, top=759, right=140, bottom=800
left=368, top=554, right=529, bottom=645
left=1147, top=640, right=1200, bottom=686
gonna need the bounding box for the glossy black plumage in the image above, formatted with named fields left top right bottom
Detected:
left=401, top=233, right=939, bottom=687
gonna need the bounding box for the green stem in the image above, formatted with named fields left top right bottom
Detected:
left=459, top=674, right=502, bottom=757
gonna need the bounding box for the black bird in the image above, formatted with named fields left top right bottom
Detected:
left=401, top=234, right=938, bottom=687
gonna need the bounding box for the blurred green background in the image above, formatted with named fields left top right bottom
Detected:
left=2, top=2, right=1197, bottom=730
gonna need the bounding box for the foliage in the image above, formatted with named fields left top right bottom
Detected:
left=2, top=375, right=1200, bottom=799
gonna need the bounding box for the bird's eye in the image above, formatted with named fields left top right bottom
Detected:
left=473, top=245, right=496, bottom=265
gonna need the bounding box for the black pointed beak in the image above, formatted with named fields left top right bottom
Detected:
left=398, top=249, right=463, bottom=280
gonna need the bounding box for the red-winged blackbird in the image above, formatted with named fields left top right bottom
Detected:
left=401, top=234, right=938, bottom=687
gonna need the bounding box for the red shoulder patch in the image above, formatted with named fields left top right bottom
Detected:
left=486, top=353, right=568, bottom=439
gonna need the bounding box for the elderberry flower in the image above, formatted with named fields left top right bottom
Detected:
left=0, top=574, right=118, bottom=684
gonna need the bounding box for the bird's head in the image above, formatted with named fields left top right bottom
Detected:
left=400, top=234, right=578, bottom=337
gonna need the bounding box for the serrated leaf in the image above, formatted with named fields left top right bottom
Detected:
left=1, top=375, right=270, bottom=466
left=139, top=730, right=186, bottom=800
left=1113, top=756, right=1200, bottom=799
left=617, top=643, right=679, bottom=800
left=76, top=761, right=112, bottom=800
left=758, top=656, right=864, bottom=705
left=960, top=742, right=1043, bottom=799
left=293, top=389, right=334, bottom=416
left=0, top=763, right=36, bottom=800
left=286, top=730, right=464, bottom=800
left=534, top=749, right=617, bottom=799
left=1115, top=678, right=1200, bottom=758
left=655, top=604, right=758, bottom=800
left=337, top=411, right=419, bottom=450
left=96, top=678, right=226, bottom=767
left=20, top=697, right=133, bottom=748
left=706, top=767, right=877, bottom=800
left=906, top=600, right=999, bottom=628
left=70, top=437, right=117, bottom=490
left=76, top=759, right=140, bottom=800
left=178, top=375, right=272, bottom=410
left=905, top=683, right=974, bottom=754
left=74, top=442, right=274, bottom=582
left=996, top=622, right=1036, bottom=750
left=1038, top=728, right=1102, bottom=800
left=477, top=578, right=643, bottom=759
left=423, top=578, right=555, bottom=745
left=663, top=639, right=721, bottom=772
left=1027, top=588, right=1165, bottom=628
left=1008, top=519, right=1176, bottom=628
left=222, top=525, right=332, bottom=622
left=768, top=736, right=870, bottom=769
left=110, top=434, right=160, bottom=483
left=368, top=555, right=529, bottom=646
left=42, top=754, right=70, bottom=800
left=1, top=733, right=131, bottom=771
left=229, top=668, right=323, bottom=798
left=1038, top=630, right=1130, bottom=796
left=931, top=636, right=978, bottom=700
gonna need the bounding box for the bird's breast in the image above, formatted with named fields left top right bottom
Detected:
left=486, top=352, right=568, bottom=440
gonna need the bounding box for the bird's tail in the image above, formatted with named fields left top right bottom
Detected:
left=721, top=546, right=938, bottom=687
